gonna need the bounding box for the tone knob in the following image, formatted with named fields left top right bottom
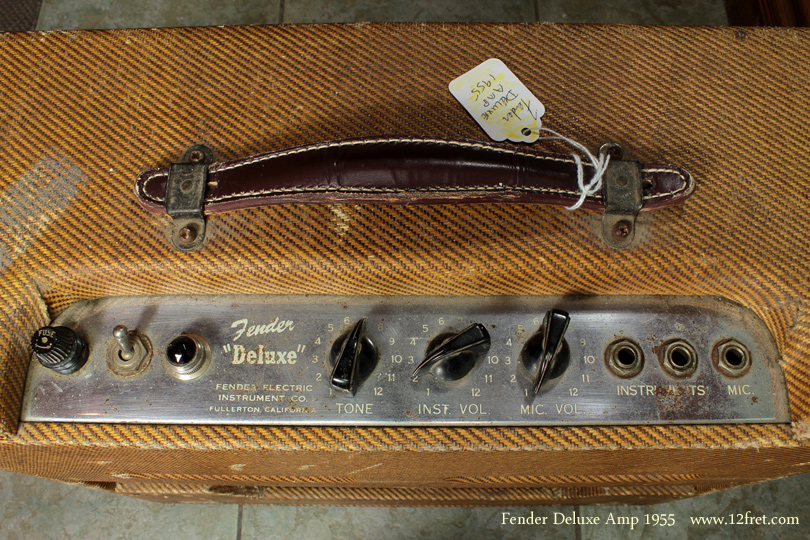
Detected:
left=413, top=323, right=491, bottom=381
left=521, top=310, right=570, bottom=394
left=329, top=319, right=378, bottom=395
left=30, top=326, right=88, bottom=375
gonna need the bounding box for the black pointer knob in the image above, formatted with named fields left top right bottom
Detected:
left=31, top=326, right=88, bottom=375
left=413, top=323, right=491, bottom=381
left=530, top=310, right=570, bottom=395
left=330, top=319, right=372, bottom=396
left=167, top=335, right=198, bottom=365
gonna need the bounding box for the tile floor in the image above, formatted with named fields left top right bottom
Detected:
left=34, top=0, right=730, bottom=29
left=4, top=0, right=809, bottom=539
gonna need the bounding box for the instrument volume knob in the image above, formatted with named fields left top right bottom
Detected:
left=31, top=326, right=89, bottom=375
left=413, top=324, right=491, bottom=381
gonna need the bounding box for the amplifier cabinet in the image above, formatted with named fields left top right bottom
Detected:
left=0, top=23, right=809, bottom=506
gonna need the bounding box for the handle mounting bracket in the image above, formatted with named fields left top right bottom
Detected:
left=600, top=142, right=643, bottom=250
left=165, top=144, right=213, bottom=251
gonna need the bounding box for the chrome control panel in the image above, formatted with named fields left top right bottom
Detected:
left=21, top=295, right=789, bottom=425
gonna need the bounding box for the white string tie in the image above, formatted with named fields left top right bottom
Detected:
left=535, top=128, right=611, bottom=211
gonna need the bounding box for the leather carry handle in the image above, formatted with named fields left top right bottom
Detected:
left=134, top=137, right=694, bottom=215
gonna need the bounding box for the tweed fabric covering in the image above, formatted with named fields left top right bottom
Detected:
left=0, top=23, right=809, bottom=504
left=115, top=482, right=699, bottom=506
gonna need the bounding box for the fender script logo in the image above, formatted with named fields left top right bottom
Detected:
left=231, top=318, right=295, bottom=341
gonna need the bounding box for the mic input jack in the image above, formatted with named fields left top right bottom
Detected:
left=712, top=339, right=752, bottom=378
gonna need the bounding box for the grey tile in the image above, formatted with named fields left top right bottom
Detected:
left=37, top=0, right=281, bottom=30
left=282, top=0, right=536, bottom=23
left=0, top=470, right=238, bottom=540
left=535, top=0, right=728, bottom=25
left=241, top=505, right=578, bottom=539
left=579, top=473, right=810, bottom=540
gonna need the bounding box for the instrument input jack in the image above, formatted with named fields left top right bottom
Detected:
left=660, top=340, right=698, bottom=378
left=605, top=339, right=644, bottom=378
left=712, top=339, right=752, bottom=378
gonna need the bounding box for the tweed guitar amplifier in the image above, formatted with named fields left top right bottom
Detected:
left=0, top=22, right=809, bottom=507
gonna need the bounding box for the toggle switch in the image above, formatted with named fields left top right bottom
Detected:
left=113, top=325, right=135, bottom=360
left=107, top=325, right=152, bottom=377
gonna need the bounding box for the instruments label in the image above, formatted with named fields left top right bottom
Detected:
left=617, top=384, right=707, bottom=397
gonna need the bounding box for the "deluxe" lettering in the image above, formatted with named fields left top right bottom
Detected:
left=232, top=344, right=298, bottom=365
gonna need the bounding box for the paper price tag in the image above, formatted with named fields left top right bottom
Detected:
left=448, top=58, right=544, bottom=143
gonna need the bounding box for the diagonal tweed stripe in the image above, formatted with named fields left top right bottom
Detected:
left=114, top=482, right=699, bottom=506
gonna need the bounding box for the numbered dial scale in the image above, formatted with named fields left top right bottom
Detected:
left=21, top=295, right=789, bottom=426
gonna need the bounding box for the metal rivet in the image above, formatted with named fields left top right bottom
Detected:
left=612, top=220, right=631, bottom=239
left=615, top=176, right=628, bottom=187
left=178, top=225, right=197, bottom=245
left=189, top=150, right=204, bottom=163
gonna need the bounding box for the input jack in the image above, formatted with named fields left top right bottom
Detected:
left=660, top=340, right=698, bottom=378
left=712, top=339, right=752, bottom=378
left=605, top=339, right=644, bottom=378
